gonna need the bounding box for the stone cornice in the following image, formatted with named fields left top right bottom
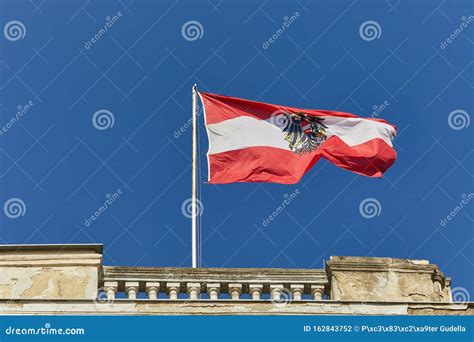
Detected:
left=0, top=299, right=471, bottom=316
left=102, top=266, right=328, bottom=294
left=0, top=244, right=103, bottom=267
left=0, top=244, right=103, bottom=253
left=0, top=244, right=457, bottom=308
left=326, top=256, right=444, bottom=275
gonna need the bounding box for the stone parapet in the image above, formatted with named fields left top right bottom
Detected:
left=102, top=265, right=328, bottom=300
left=0, top=244, right=102, bottom=300
left=0, top=299, right=471, bottom=315
left=326, top=256, right=451, bottom=302
left=0, top=244, right=465, bottom=315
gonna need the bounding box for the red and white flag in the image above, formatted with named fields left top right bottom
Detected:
left=199, top=92, right=397, bottom=184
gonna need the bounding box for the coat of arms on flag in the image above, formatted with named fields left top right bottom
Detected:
left=198, top=92, right=397, bottom=184
left=278, top=112, right=328, bottom=154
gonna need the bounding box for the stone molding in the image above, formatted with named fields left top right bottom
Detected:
left=0, top=299, right=471, bottom=316
left=102, top=266, right=328, bottom=295
left=0, top=244, right=102, bottom=300
left=0, top=244, right=103, bottom=267
left=326, top=256, right=451, bottom=302
left=0, top=244, right=464, bottom=315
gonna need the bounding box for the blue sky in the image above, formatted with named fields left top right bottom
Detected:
left=0, top=0, right=472, bottom=294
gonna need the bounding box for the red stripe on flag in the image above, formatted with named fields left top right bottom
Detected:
left=321, top=137, right=396, bottom=178
left=207, top=137, right=396, bottom=184
left=200, top=92, right=395, bottom=129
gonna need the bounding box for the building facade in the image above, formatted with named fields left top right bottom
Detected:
left=0, top=244, right=472, bottom=315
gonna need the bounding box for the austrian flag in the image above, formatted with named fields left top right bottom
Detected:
left=199, top=92, right=397, bottom=184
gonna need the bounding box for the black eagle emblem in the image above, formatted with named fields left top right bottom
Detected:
left=278, top=112, right=328, bottom=154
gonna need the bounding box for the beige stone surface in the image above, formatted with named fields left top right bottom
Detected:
left=0, top=299, right=471, bottom=316
left=326, top=256, right=451, bottom=302
left=0, top=267, right=98, bottom=300
left=0, top=244, right=469, bottom=315
left=0, top=244, right=102, bottom=300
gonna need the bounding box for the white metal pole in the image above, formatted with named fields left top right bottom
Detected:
left=191, top=84, right=198, bottom=268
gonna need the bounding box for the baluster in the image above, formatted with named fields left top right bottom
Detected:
left=228, top=284, right=242, bottom=300
left=187, top=283, right=201, bottom=300
left=125, top=282, right=139, bottom=300
left=103, top=281, right=118, bottom=301
left=146, top=282, right=160, bottom=300
left=311, top=285, right=325, bottom=300
left=206, top=283, right=220, bottom=300
left=270, top=285, right=284, bottom=301
left=249, top=284, right=263, bottom=300
left=166, top=282, right=180, bottom=300
left=290, top=284, right=304, bottom=300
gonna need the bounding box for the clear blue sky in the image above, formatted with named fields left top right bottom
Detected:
left=0, top=0, right=472, bottom=294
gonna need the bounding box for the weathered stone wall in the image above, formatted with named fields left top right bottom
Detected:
left=326, top=256, right=452, bottom=302
left=0, top=299, right=472, bottom=315
left=0, top=244, right=467, bottom=316
left=0, top=266, right=98, bottom=299
left=0, top=244, right=102, bottom=300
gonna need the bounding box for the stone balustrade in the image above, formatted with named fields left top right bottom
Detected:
left=100, top=266, right=328, bottom=301
left=0, top=244, right=469, bottom=315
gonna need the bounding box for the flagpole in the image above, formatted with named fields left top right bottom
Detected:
left=191, top=83, right=198, bottom=268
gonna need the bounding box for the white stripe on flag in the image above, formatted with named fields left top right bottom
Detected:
left=206, top=116, right=395, bottom=155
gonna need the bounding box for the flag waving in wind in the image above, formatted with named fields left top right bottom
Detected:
left=199, top=92, right=397, bottom=184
